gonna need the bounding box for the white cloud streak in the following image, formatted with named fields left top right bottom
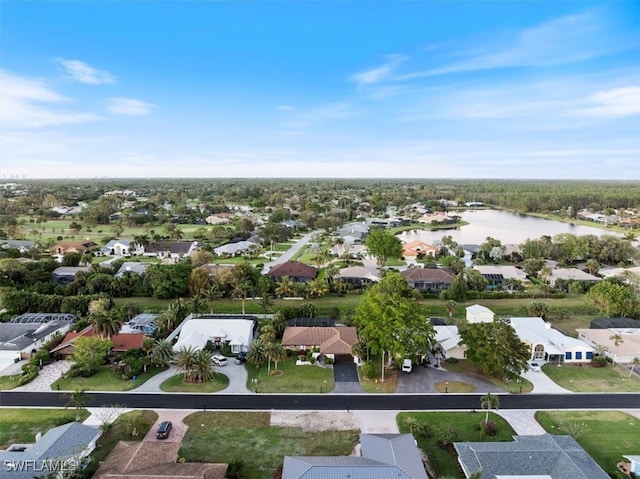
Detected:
left=55, top=58, right=116, bottom=84
left=107, top=97, right=154, bottom=116
left=350, top=54, right=407, bottom=85
left=571, top=86, right=640, bottom=119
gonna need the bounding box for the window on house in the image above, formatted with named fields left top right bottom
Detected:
left=565, top=352, right=572, bottom=360
left=575, top=352, right=582, bottom=360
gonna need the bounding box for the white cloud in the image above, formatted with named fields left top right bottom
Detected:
left=0, top=70, right=101, bottom=128
left=400, top=10, right=617, bottom=79
left=572, top=86, right=640, bottom=118
left=107, top=97, right=154, bottom=116
left=350, top=54, right=407, bottom=85
left=277, top=105, right=295, bottom=111
left=55, top=58, right=116, bottom=84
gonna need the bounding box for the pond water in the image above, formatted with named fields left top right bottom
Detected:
left=398, top=209, right=620, bottom=245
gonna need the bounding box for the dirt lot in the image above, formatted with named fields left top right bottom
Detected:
left=270, top=411, right=361, bottom=431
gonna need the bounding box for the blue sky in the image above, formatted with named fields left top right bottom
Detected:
left=1, top=1, right=638, bottom=179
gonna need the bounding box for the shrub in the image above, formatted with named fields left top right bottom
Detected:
left=324, top=356, right=334, bottom=365
left=361, top=361, right=376, bottom=379
left=480, top=420, right=498, bottom=436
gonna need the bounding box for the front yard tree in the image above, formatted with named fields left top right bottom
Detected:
left=65, top=387, right=89, bottom=421
left=365, top=229, right=403, bottom=270
left=69, top=337, right=112, bottom=377
left=480, top=393, right=500, bottom=424
left=353, top=272, right=435, bottom=382
left=460, top=321, right=530, bottom=380
left=150, top=339, right=174, bottom=367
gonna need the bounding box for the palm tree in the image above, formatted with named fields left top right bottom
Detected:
left=150, top=339, right=174, bottom=367
left=609, top=334, right=623, bottom=365
left=189, top=294, right=205, bottom=317
left=265, top=342, right=287, bottom=374
left=628, top=357, right=640, bottom=377
left=306, top=278, right=329, bottom=298
left=175, top=345, right=198, bottom=382
left=445, top=300, right=458, bottom=319
left=246, top=339, right=267, bottom=368
left=539, top=266, right=553, bottom=295
left=65, top=387, right=89, bottom=421
left=192, top=349, right=216, bottom=383
left=89, top=311, right=122, bottom=340
left=480, top=393, right=500, bottom=424
left=260, top=324, right=277, bottom=343
left=232, top=278, right=253, bottom=315
left=132, top=234, right=150, bottom=254
left=275, top=276, right=296, bottom=298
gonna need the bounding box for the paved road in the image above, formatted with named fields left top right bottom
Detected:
left=3, top=391, right=639, bottom=410
left=261, top=230, right=321, bottom=274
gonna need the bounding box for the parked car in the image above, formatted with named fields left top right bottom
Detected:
left=156, top=421, right=172, bottom=439
left=212, top=355, right=228, bottom=366
left=235, top=351, right=247, bottom=364
left=401, top=359, right=412, bottom=373
left=529, top=362, right=541, bottom=372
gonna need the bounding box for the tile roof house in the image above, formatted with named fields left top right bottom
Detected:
left=115, top=261, right=149, bottom=277
left=172, top=314, right=257, bottom=354
left=473, top=265, right=529, bottom=290
left=100, top=239, right=138, bottom=256
left=402, top=240, right=439, bottom=259
left=336, top=266, right=380, bottom=286
left=143, top=241, right=199, bottom=259
left=0, top=422, right=101, bottom=479
left=454, top=434, right=609, bottom=479
left=266, top=261, right=318, bottom=283
left=213, top=240, right=260, bottom=257
left=548, top=267, right=601, bottom=290
left=577, top=327, right=640, bottom=364
left=283, top=433, right=428, bottom=479
left=508, top=317, right=594, bottom=363
left=94, top=440, right=227, bottom=479
left=51, top=326, right=145, bottom=357
left=52, top=240, right=97, bottom=255
left=401, top=267, right=455, bottom=293
left=281, top=326, right=359, bottom=362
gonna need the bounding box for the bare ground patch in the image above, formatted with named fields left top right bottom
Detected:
left=270, top=411, right=361, bottom=432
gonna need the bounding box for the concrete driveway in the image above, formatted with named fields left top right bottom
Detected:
left=331, top=362, right=364, bottom=393
left=396, top=364, right=503, bottom=394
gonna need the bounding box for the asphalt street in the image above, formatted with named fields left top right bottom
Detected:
left=2, top=391, right=639, bottom=410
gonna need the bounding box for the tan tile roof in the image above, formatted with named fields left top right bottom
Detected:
left=401, top=267, right=455, bottom=282
left=267, top=261, right=317, bottom=279
left=402, top=240, right=439, bottom=257
left=281, top=326, right=358, bottom=355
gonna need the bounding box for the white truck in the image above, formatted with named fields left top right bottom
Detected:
left=401, top=358, right=412, bottom=373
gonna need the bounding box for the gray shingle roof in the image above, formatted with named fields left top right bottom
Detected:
left=454, top=434, right=609, bottom=479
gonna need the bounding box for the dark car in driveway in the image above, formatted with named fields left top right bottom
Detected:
left=156, top=421, right=172, bottom=439
left=235, top=351, right=247, bottom=364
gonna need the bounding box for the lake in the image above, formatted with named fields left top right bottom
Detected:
left=398, top=209, right=621, bottom=245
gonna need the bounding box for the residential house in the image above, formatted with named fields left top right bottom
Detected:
left=473, top=265, right=528, bottom=290
left=51, top=266, right=91, bottom=285
left=144, top=240, right=199, bottom=260
left=330, top=242, right=367, bottom=258
left=100, top=239, right=138, bottom=256
left=283, top=433, right=428, bottom=479
left=114, top=261, right=149, bottom=278
left=590, top=317, right=640, bottom=329
left=0, top=422, right=101, bottom=479
left=0, top=239, right=34, bottom=253
left=432, top=325, right=466, bottom=360
left=401, top=267, right=455, bottom=293
left=418, top=211, right=456, bottom=224
left=402, top=240, right=439, bottom=259
left=266, top=260, right=317, bottom=283
left=205, top=214, right=231, bottom=225
left=508, top=317, right=594, bottom=363
left=281, top=326, right=359, bottom=363
left=577, top=328, right=640, bottom=364
left=455, top=434, right=609, bottom=479
left=337, top=222, right=369, bottom=242
left=51, top=326, right=146, bottom=358
left=336, top=266, right=380, bottom=287
left=0, top=314, right=75, bottom=372
left=214, top=240, right=260, bottom=257
left=52, top=240, right=97, bottom=255
left=548, top=267, right=601, bottom=290
left=465, top=304, right=495, bottom=323
left=172, top=314, right=257, bottom=354
left=94, top=439, right=227, bottom=479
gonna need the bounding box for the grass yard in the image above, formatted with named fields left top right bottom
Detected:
left=245, top=356, right=334, bottom=393
left=434, top=380, right=475, bottom=393
left=51, top=365, right=167, bottom=391
left=0, top=374, right=21, bottom=390
left=397, top=411, right=516, bottom=479
left=160, top=373, right=229, bottom=392
left=357, top=356, right=399, bottom=393
left=541, top=363, right=640, bottom=392
left=535, top=410, right=640, bottom=476
left=180, top=412, right=359, bottom=479
left=441, top=359, right=534, bottom=393
left=0, top=408, right=91, bottom=448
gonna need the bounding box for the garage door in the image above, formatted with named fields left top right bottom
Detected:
left=334, top=354, right=353, bottom=363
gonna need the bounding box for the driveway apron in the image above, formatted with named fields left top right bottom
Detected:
left=331, top=362, right=364, bottom=393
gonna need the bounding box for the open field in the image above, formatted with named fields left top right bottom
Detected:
left=397, top=411, right=516, bottom=478
left=0, top=408, right=91, bottom=448
left=541, top=363, right=640, bottom=392
left=535, top=410, right=640, bottom=476
left=180, top=411, right=359, bottom=479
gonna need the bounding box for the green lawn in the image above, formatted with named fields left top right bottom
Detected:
left=180, top=412, right=359, bottom=479
left=441, top=359, right=534, bottom=393
left=541, top=363, right=640, bottom=392
left=535, top=410, right=640, bottom=477
left=357, top=355, right=399, bottom=393
left=245, top=356, right=334, bottom=393
left=51, top=365, right=167, bottom=391
left=160, top=373, right=229, bottom=392
left=434, top=380, right=476, bottom=393
left=0, top=374, right=21, bottom=390
left=0, top=408, right=91, bottom=448
left=397, top=412, right=516, bottom=479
